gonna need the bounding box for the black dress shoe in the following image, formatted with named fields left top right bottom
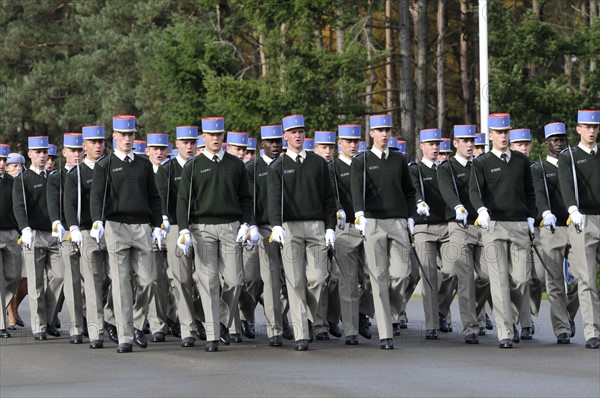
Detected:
left=439, top=313, right=452, bottom=333
left=268, top=335, right=283, bottom=347
left=570, top=320, right=576, bottom=338
left=345, top=335, right=358, bottom=345
left=167, top=318, right=181, bottom=338
left=181, top=337, right=195, bottom=348
left=0, top=329, right=11, bottom=338
left=206, top=340, right=219, bottom=352
left=231, top=333, right=243, bottom=343
left=556, top=333, right=570, bottom=344
left=399, top=319, right=408, bottom=329
left=308, top=320, right=314, bottom=342
left=219, top=323, right=230, bottom=345
left=282, top=316, right=294, bottom=340
left=485, top=313, right=494, bottom=330
left=116, top=343, right=132, bottom=353
left=16, top=318, right=25, bottom=328
left=151, top=332, right=166, bottom=342
left=143, top=320, right=151, bottom=335
left=585, top=337, right=600, bottom=349
left=83, top=316, right=89, bottom=338
left=46, top=323, right=61, bottom=337
left=425, top=329, right=438, bottom=340
left=196, top=321, right=207, bottom=341
left=241, top=320, right=256, bottom=339
left=380, top=338, right=394, bottom=350
left=478, top=327, right=486, bottom=336
left=134, top=329, right=148, bottom=349
left=34, top=332, right=47, bottom=341
left=521, top=326, right=533, bottom=340
left=465, top=333, right=479, bottom=344
left=315, top=331, right=330, bottom=341
left=392, top=323, right=401, bottom=336
left=70, top=334, right=83, bottom=344
left=328, top=322, right=342, bottom=338
left=105, top=323, right=119, bottom=344
left=512, top=325, right=520, bottom=343
left=358, top=313, right=372, bottom=339
left=499, top=339, right=513, bottom=349
left=89, top=340, right=104, bottom=349
left=295, top=339, right=309, bottom=351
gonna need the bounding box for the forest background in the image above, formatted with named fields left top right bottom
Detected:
left=1, top=0, right=598, bottom=159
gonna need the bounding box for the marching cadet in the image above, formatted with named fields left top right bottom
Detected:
left=469, top=113, right=536, bottom=349
left=47, top=133, right=85, bottom=344
left=64, top=125, right=114, bottom=349
left=156, top=126, right=199, bottom=348
left=409, top=128, right=452, bottom=340
left=329, top=124, right=364, bottom=344
left=313, top=130, right=342, bottom=339
left=246, top=124, right=286, bottom=346
left=0, top=144, right=21, bottom=338
left=196, top=135, right=205, bottom=155
left=530, top=122, right=572, bottom=344
left=89, top=115, right=163, bottom=353
left=267, top=114, right=337, bottom=351
left=133, top=140, right=147, bottom=156
left=226, top=132, right=249, bottom=161
left=176, top=117, right=253, bottom=352
left=438, top=138, right=452, bottom=162
left=436, top=125, right=481, bottom=344
left=509, top=129, right=532, bottom=156
left=351, top=114, right=417, bottom=350
left=473, top=133, right=487, bottom=157
left=558, top=109, right=600, bottom=349
left=12, top=136, right=63, bottom=340
left=244, top=137, right=257, bottom=163
left=145, top=132, right=174, bottom=343
left=46, top=144, right=58, bottom=171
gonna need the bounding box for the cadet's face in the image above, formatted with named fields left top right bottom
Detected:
left=244, top=150, right=255, bottom=163
left=420, top=141, right=439, bottom=162
left=314, top=144, right=334, bottom=161
left=369, top=128, right=390, bottom=150
left=227, top=144, right=247, bottom=160
left=545, top=135, right=567, bottom=157
left=203, top=133, right=224, bottom=154
left=438, top=153, right=448, bottom=161
left=454, top=138, right=474, bottom=159
left=473, top=145, right=485, bottom=156
left=576, top=124, right=599, bottom=147
left=338, top=139, right=359, bottom=158
left=84, top=139, right=105, bottom=161
left=6, top=163, right=22, bottom=177
left=113, top=132, right=134, bottom=153
left=63, top=147, right=83, bottom=167
left=45, top=156, right=56, bottom=170
left=28, top=149, right=48, bottom=170
left=196, top=146, right=205, bottom=155
left=509, top=141, right=531, bottom=157
left=262, top=138, right=282, bottom=159
left=490, top=130, right=509, bottom=151
left=0, top=158, right=5, bottom=173
left=284, top=128, right=305, bottom=152
left=146, top=146, right=168, bottom=166
left=176, top=139, right=197, bottom=160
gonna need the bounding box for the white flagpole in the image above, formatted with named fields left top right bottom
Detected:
left=479, top=0, right=490, bottom=152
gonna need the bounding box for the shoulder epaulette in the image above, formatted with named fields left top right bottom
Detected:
left=49, top=170, right=59, bottom=176
left=438, top=159, right=448, bottom=165
left=559, top=147, right=574, bottom=155
left=185, top=156, right=195, bottom=164
left=67, top=165, right=79, bottom=174
left=408, top=161, right=418, bottom=167
left=160, top=158, right=172, bottom=166
left=530, top=161, right=539, bottom=168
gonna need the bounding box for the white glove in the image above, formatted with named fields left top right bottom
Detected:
left=52, top=221, right=65, bottom=240
left=69, top=226, right=83, bottom=246
left=161, top=216, right=171, bottom=234
left=90, top=221, right=104, bottom=243
left=417, top=201, right=430, bottom=217
left=407, top=218, right=415, bottom=235
left=454, top=205, right=468, bottom=224
left=355, top=215, right=368, bottom=234
left=247, top=225, right=260, bottom=247
left=177, top=229, right=191, bottom=255
left=542, top=211, right=557, bottom=230
left=152, top=227, right=163, bottom=250
left=236, top=223, right=249, bottom=243
left=476, top=209, right=490, bottom=230
left=527, top=217, right=535, bottom=234
left=325, top=228, right=336, bottom=248
left=570, top=210, right=585, bottom=230
left=20, top=227, right=33, bottom=249
left=336, top=209, right=346, bottom=230
left=271, top=226, right=286, bottom=245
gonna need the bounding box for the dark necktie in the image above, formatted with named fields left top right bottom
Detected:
left=591, top=150, right=596, bottom=156
left=124, top=156, right=131, bottom=164
left=381, top=152, right=386, bottom=161
left=432, top=163, right=437, bottom=171
left=296, top=155, right=302, bottom=164
left=41, top=170, right=47, bottom=179
left=212, top=155, right=219, bottom=163
left=501, top=153, right=508, bottom=163
left=466, top=160, right=472, bottom=168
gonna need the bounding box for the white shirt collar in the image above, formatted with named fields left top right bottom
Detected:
left=262, top=154, right=275, bottom=165
left=114, top=149, right=134, bottom=162
left=29, top=165, right=45, bottom=175
left=453, top=154, right=472, bottom=167
left=546, top=155, right=559, bottom=167
left=339, top=154, right=352, bottom=166
left=83, top=157, right=96, bottom=170
left=578, top=143, right=598, bottom=155
left=421, top=158, right=436, bottom=169
left=203, top=150, right=224, bottom=162
left=176, top=155, right=188, bottom=168
left=370, top=147, right=389, bottom=160
left=285, top=148, right=307, bottom=162
left=491, top=147, right=511, bottom=161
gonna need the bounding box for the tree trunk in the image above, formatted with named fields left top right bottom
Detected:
left=460, top=0, right=475, bottom=124
left=365, top=1, right=377, bottom=145
left=436, top=0, right=445, bottom=132
left=385, top=0, right=395, bottom=123
left=258, top=32, right=268, bottom=77
left=414, top=0, right=428, bottom=139
left=590, top=0, right=597, bottom=73
left=399, top=0, right=415, bottom=157
left=580, top=1, right=588, bottom=91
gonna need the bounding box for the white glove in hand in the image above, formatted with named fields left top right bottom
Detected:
left=152, top=227, right=163, bottom=250
left=407, top=218, right=415, bottom=235
left=161, top=216, right=171, bottom=234
left=69, top=226, right=83, bottom=246
left=20, top=227, right=33, bottom=249
left=527, top=217, right=535, bottom=234
left=355, top=215, right=368, bottom=234
left=325, top=229, right=336, bottom=248
left=570, top=210, right=585, bottom=230
left=476, top=209, right=490, bottom=230
left=247, top=225, right=260, bottom=247
left=417, top=201, right=430, bottom=217
left=177, top=229, right=191, bottom=255
left=236, top=223, right=249, bottom=243
left=271, top=226, right=286, bottom=245
left=52, top=221, right=65, bottom=240
left=90, top=221, right=104, bottom=243
left=454, top=205, right=468, bottom=224
left=336, top=209, right=346, bottom=230
left=542, top=211, right=557, bottom=230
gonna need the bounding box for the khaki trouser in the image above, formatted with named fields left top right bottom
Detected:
left=280, top=220, right=328, bottom=341
left=239, top=244, right=262, bottom=324
left=568, top=214, right=600, bottom=340
left=60, top=237, right=84, bottom=336
left=481, top=221, right=531, bottom=341
left=190, top=222, right=243, bottom=341
left=363, top=217, right=411, bottom=340
left=335, top=225, right=363, bottom=337
left=0, top=229, right=22, bottom=330
left=257, top=225, right=284, bottom=338
left=104, top=221, right=154, bottom=345
left=147, top=240, right=169, bottom=335
left=79, top=230, right=108, bottom=341
left=24, top=230, right=63, bottom=335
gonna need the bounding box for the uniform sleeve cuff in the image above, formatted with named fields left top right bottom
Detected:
left=477, top=207, right=488, bottom=214
left=354, top=211, right=364, bottom=219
